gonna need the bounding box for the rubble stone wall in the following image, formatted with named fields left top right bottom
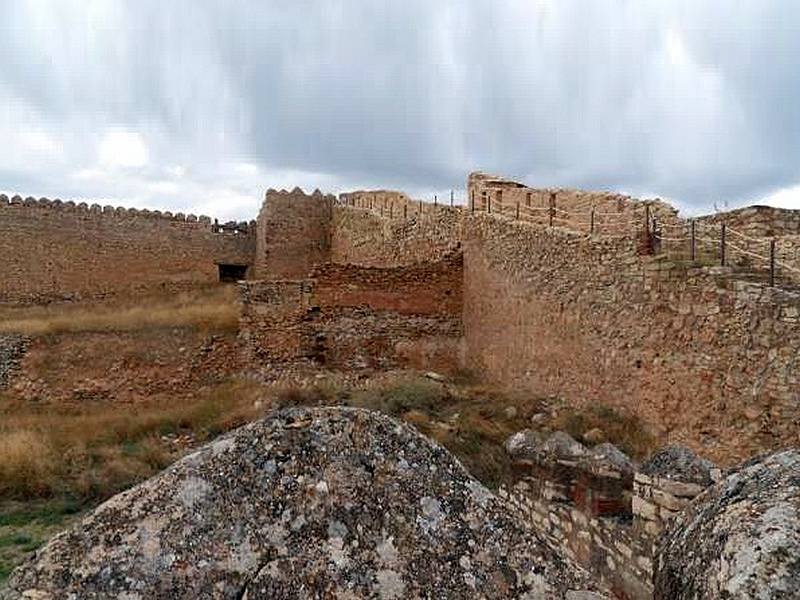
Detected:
left=330, top=203, right=462, bottom=268
left=499, top=458, right=713, bottom=600
left=501, top=481, right=654, bottom=600
left=238, top=255, right=464, bottom=377
left=0, top=195, right=254, bottom=304
left=255, top=188, right=335, bottom=280
left=462, top=212, right=800, bottom=465
left=0, top=334, right=29, bottom=389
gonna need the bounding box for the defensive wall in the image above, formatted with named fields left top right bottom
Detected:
left=254, top=188, right=335, bottom=279
left=0, top=194, right=255, bottom=304
left=4, top=176, right=800, bottom=466
left=266, top=175, right=799, bottom=467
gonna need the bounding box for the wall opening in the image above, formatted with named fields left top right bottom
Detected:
left=218, top=264, right=248, bottom=283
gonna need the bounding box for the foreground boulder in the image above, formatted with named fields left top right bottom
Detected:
left=4, top=407, right=601, bottom=599
left=655, top=449, right=800, bottom=599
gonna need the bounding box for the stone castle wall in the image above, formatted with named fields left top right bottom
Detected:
left=330, top=202, right=462, bottom=268
left=255, top=188, right=335, bottom=279
left=329, top=184, right=800, bottom=466
left=6, top=177, right=800, bottom=465
left=462, top=211, right=800, bottom=464
left=0, top=195, right=254, bottom=304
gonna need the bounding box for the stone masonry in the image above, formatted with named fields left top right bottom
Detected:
left=0, top=195, right=254, bottom=304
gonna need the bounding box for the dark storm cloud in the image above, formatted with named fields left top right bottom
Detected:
left=1, top=0, right=800, bottom=218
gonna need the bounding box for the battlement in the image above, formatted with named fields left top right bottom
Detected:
left=0, top=193, right=255, bottom=304
left=0, top=193, right=257, bottom=236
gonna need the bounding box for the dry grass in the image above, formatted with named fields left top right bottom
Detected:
left=0, top=377, right=268, bottom=501
left=0, top=286, right=239, bottom=336
left=0, top=431, right=58, bottom=499
left=268, top=375, right=545, bottom=488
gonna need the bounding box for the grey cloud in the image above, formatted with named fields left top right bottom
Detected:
left=1, top=0, right=800, bottom=218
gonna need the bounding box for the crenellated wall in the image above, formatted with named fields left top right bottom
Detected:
left=0, top=194, right=255, bottom=304
left=255, top=188, right=335, bottom=280
left=7, top=176, right=799, bottom=465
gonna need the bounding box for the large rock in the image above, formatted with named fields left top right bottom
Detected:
left=655, top=449, right=800, bottom=599
left=4, top=407, right=602, bottom=599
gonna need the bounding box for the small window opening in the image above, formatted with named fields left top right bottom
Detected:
left=218, top=264, right=248, bottom=283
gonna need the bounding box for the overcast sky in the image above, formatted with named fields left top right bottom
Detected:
left=1, top=1, right=799, bottom=221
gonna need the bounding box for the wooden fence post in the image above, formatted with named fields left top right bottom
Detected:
left=690, top=220, right=696, bottom=262
left=720, top=223, right=727, bottom=267
left=590, top=209, right=595, bottom=234
left=769, top=239, right=776, bottom=287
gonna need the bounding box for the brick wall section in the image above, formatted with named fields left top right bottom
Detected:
left=0, top=196, right=254, bottom=303
left=310, top=254, right=462, bottom=316
left=462, top=212, right=800, bottom=465
left=238, top=256, right=463, bottom=377
left=255, top=188, right=335, bottom=279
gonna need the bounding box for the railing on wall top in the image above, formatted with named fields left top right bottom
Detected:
left=338, top=190, right=800, bottom=290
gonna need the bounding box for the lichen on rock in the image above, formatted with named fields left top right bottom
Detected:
left=3, top=406, right=602, bottom=599
left=655, top=449, right=800, bottom=599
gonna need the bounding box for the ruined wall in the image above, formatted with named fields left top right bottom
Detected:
left=462, top=212, right=800, bottom=465
left=237, top=280, right=315, bottom=372
left=0, top=195, right=255, bottom=304
left=697, top=204, right=800, bottom=237
left=248, top=177, right=800, bottom=464
left=0, top=334, right=29, bottom=389
left=238, top=256, right=463, bottom=377
left=255, top=188, right=334, bottom=279
left=497, top=440, right=721, bottom=600
left=501, top=482, right=654, bottom=600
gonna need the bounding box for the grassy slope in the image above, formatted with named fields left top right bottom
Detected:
left=0, top=286, right=655, bottom=584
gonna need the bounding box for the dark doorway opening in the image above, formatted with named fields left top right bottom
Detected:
left=218, top=264, right=248, bottom=283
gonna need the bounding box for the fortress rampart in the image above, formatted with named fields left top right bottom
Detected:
left=4, top=175, right=800, bottom=466
left=0, top=194, right=254, bottom=303
left=297, top=176, right=800, bottom=466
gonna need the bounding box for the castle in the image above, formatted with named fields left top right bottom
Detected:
left=2, top=173, right=799, bottom=468
left=3, top=173, right=800, bottom=598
